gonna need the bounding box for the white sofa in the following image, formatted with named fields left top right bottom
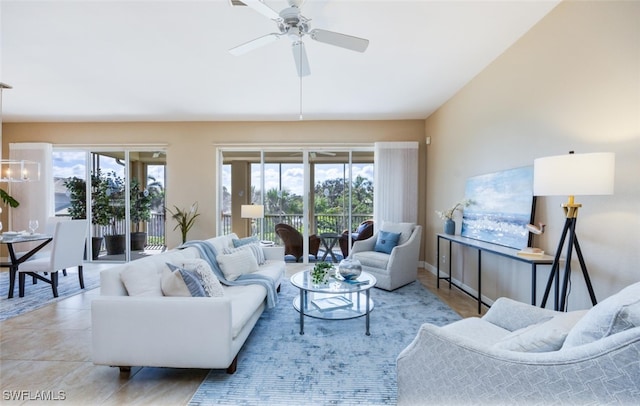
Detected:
left=350, top=222, right=422, bottom=291
left=397, top=282, right=640, bottom=405
left=91, top=234, right=284, bottom=374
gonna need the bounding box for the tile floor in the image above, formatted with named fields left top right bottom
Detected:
left=0, top=263, right=482, bottom=405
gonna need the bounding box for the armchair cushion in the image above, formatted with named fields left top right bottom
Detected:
left=380, top=221, right=415, bottom=245
left=563, top=281, right=640, bottom=348
left=494, top=310, right=587, bottom=352
left=374, top=230, right=401, bottom=254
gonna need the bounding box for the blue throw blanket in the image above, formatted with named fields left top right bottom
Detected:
left=181, top=240, right=278, bottom=309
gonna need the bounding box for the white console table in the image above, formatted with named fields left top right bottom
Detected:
left=436, top=233, right=556, bottom=313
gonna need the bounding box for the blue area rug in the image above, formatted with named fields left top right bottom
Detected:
left=0, top=268, right=100, bottom=321
left=189, top=280, right=461, bottom=405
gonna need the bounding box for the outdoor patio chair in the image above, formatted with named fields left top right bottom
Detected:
left=274, top=223, right=320, bottom=262
left=339, top=220, right=374, bottom=258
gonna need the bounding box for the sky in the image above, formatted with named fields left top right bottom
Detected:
left=221, top=162, right=374, bottom=197
left=53, top=151, right=164, bottom=184
left=53, top=150, right=373, bottom=199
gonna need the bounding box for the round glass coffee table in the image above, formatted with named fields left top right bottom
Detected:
left=290, top=269, right=376, bottom=335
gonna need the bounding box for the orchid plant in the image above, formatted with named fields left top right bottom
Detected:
left=436, top=199, right=472, bottom=221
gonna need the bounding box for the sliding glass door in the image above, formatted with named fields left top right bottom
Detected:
left=219, top=147, right=373, bottom=263
left=53, top=148, right=166, bottom=262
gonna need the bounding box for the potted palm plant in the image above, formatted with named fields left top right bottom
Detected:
left=97, top=171, right=126, bottom=255
left=130, top=177, right=152, bottom=251
left=167, top=202, right=199, bottom=244
left=63, top=175, right=108, bottom=259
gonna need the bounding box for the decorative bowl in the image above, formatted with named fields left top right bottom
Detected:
left=338, top=258, right=362, bottom=280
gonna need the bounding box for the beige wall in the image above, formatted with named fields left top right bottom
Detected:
left=424, top=0, right=640, bottom=309
left=2, top=120, right=427, bottom=250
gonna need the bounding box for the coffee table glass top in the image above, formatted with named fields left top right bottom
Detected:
left=290, top=269, right=376, bottom=293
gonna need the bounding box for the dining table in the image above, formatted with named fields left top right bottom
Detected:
left=1, top=233, right=53, bottom=298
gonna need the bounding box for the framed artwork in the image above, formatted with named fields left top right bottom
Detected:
left=461, top=166, right=536, bottom=249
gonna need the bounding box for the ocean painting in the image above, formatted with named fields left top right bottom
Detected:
left=461, top=166, right=535, bottom=249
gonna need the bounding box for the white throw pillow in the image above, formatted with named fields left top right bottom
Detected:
left=174, top=258, right=225, bottom=297
left=494, top=310, right=587, bottom=352
left=161, top=267, right=191, bottom=297
left=224, top=243, right=266, bottom=265
left=120, top=266, right=163, bottom=297
left=217, top=248, right=259, bottom=281
left=563, top=282, right=640, bottom=348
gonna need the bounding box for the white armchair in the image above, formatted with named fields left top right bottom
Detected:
left=350, top=222, right=422, bottom=291
left=397, top=282, right=640, bottom=405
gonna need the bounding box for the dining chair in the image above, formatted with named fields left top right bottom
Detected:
left=17, top=219, right=88, bottom=298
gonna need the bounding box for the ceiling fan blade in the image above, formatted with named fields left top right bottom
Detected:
left=309, top=28, right=369, bottom=53
left=242, top=0, right=281, bottom=20
left=292, top=41, right=310, bottom=77
left=229, top=33, right=281, bottom=56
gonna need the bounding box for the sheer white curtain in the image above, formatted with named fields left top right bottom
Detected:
left=373, top=142, right=419, bottom=227
left=9, top=142, right=53, bottom=233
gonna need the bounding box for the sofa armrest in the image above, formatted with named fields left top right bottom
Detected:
left=397, top=324, right=640, bottom=405
left=262, top=245, right=284, bottom=261
left=482, top=297, right=559, bottom=331
left=92, top=296, right=234, bottom=368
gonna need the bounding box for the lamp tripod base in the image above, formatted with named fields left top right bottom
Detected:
left=540, top=215, right=597, bottom=311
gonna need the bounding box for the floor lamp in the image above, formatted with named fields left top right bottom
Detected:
left=241, top=204, right=264, bottom=238
left=534, top=151, right=615, bottom=311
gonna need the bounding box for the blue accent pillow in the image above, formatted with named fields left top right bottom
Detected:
left=232, top=236, right=259, bottom=248
left=374, top=231, right=401, bottom=254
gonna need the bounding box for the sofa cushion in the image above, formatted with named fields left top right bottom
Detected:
left=232, top=236, right=259, bottom=247
left=217, top=248, right=259, bottom=281
left=563, top=282, right=640, bottom=348
left=164, top=259, right=225, bottom=297
left=380, top=221, right=415, bottom=245
left=494, top=310, right=587, bottom=352
left=166, top=263, right=208, bottom=297
left=120, top=266, right=163, bottom=297
left=225, top=243, right=266, bottom=265
left=160, top=267, right=191, bottom=297
left=206, top=234, right=236, bottom=255
left=374, top=230, right=401, bottom=254
left=224, top=284, right=267, bottom=339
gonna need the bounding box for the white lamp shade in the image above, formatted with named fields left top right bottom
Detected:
left=533, top=152, right=615, bottom=196
left=241, top=204, right=264, bottom=219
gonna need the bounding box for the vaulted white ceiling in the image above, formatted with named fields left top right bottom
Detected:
left=1, top=0, right=560, bottom=122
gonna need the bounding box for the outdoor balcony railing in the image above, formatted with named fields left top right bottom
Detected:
left=220, top=213, right=373, bottom=244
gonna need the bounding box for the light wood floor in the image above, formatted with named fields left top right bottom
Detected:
left=0, top=264, right=484, bottom=405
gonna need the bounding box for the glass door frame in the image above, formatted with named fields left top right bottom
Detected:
left=217, top=144, right=373, bottom=264
left=53, top=145, right=167, bottom=262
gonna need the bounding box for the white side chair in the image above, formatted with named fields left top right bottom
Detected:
left=350, top=222, right=422, bottom=291
left=18, top=219, right=88, bottom=298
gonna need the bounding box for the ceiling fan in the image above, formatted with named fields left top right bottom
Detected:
left=229, top=0, right=369, bottom=77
